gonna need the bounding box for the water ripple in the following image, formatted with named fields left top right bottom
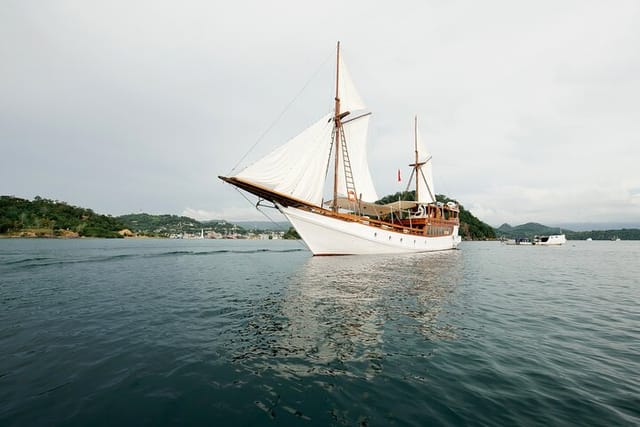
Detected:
left=0, top=240, right=638, bottom=426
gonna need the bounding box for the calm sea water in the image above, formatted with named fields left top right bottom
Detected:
left=0, top=238, right=638, bottom=426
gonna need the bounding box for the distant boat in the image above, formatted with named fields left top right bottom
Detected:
left=219, top=42, right=461, bottom=255
left=533, top=234, right=566, bottom=246
left=504, top=237, right=533, bottom=245
left=586, top=237, right=592, bottom=241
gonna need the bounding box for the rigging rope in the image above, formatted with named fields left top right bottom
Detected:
left=228, top=51, right=334, bottom=176
left=231, top=187, right=307, bottom=250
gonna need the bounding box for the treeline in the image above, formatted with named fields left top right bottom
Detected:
left=0, top=197, right=284, bottom=239
left=495, top=222, right=561, bottom=239
left=375, top=191, right=496, bottom=240
left=0, top=196, right=126, bottom=238
left=117, top=213, right=247, bottom=237
left=283, top=227, right=300, bottom=240
left=496, top=222, right=640, bottom=240
left=2, top=194, right=499, bottom=241
left=566, top=229, right=640, bottom=240
left=118, top=213, right=209, bottom=236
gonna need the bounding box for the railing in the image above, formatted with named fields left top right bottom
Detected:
left=306, top=205, right=457, bottom=237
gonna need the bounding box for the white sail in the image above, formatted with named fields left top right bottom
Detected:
left=236, top=53, right=378, bottom=207
left=415, top=125, right=435, bottom=204
left=235, top=113, right=334, bottom=206
left=336, top=114, right=379, bottom=202
left=335, top=55, right=378, bottom=202
left=338, top=58, right=366, bottom=113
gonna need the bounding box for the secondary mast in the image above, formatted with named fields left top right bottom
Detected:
left=414, top=115, right=419, bottom=201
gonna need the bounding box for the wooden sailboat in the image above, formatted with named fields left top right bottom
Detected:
left=219, top=43, right=461, bottom=255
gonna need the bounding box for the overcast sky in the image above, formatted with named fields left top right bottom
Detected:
left=1, top=0, right=639, bottom=227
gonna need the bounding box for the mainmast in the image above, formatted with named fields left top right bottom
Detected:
left=331, top=41, right=357, bottom=211
left=332, top=41, right=341, bottom=212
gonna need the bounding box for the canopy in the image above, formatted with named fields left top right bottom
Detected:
left=326, top=198, right=419, bottom=217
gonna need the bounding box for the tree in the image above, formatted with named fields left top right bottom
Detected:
left=375, top=191, right=495, bottom=240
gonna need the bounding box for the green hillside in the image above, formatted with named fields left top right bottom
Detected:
left=117, top=213, right=246, bottom=237
left=565, top=229, right=640, bottom=240
left=375, top=191, right=496, bottom=240
left=496, top=222, right=640, bottom=240
left=495, top=222, right=563, bottom=238
left=0, top=196, right=126, bottom=238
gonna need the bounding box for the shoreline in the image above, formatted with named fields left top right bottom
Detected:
left=0, top=233, right=163, bottom=239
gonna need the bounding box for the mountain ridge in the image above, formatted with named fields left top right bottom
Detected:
left=495, top=222, right=640, bottom=240
left=3, top=195, right=638, bottom=240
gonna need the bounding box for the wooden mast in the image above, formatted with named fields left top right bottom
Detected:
left=332, top=41, right=341, bottom=212
left=414, top=115, right=419, bottom=202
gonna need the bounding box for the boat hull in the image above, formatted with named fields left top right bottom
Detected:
left=534, top=234, right=566, bottom=246
left=279, top=205, right=461, bottom=255
left=504, top=240, right=532, bottom=245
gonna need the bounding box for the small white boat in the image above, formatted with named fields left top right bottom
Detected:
left=533, top=234, right=566, bottom=246
left=504, top=238, right=533, bottom=245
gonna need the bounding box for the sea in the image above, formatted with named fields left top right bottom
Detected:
left=1, top=238, right=638, bottom=426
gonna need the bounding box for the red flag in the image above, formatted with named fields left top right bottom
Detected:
left=397, top=169, right=402, bottom=183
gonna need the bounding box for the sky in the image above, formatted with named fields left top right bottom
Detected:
left=1, top=0, right=639, bottom=227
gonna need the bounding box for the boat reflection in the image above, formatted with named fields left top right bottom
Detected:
left=233, top=250, right=463, bottom=380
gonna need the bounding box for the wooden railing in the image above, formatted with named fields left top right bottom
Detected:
left=305, top=205, right=458, bottom=238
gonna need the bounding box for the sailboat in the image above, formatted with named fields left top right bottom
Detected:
left=219, top=43, right=461, bottom=255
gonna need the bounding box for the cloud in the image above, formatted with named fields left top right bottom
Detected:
left=2, top=0, right=639, bottom=226
left=465, top=182, right=640, bottom=226
left=181, top=206, right=285, bottom=222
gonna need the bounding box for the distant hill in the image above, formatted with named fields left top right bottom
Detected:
left=496, top=222, right=640, bottom=240
left=231, top=221, right=289, bottom=231
left=0, top=196, right=289, bottom=238
left=16, top=194, right=637, bottom=241
left=376, top=192, right=496, bottom=240
left=565, top=229, right=640, bottom=241
left=117, top=213, right=247, bottom=237
left=496, top=222, right=563, bottom=238
left=115, top=215, right=297, bottom=238
left=0, top=196, right=126, bottom=238
left=497, top=223, right=513, bottom=232
left=555, top=222, right=640, bottom=231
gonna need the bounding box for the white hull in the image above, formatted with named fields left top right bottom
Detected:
left=279, top=205, right=461, bottom=255
left=504, top=240, right=532, bottom=245
left=535, top=234, right=566, bottom=246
